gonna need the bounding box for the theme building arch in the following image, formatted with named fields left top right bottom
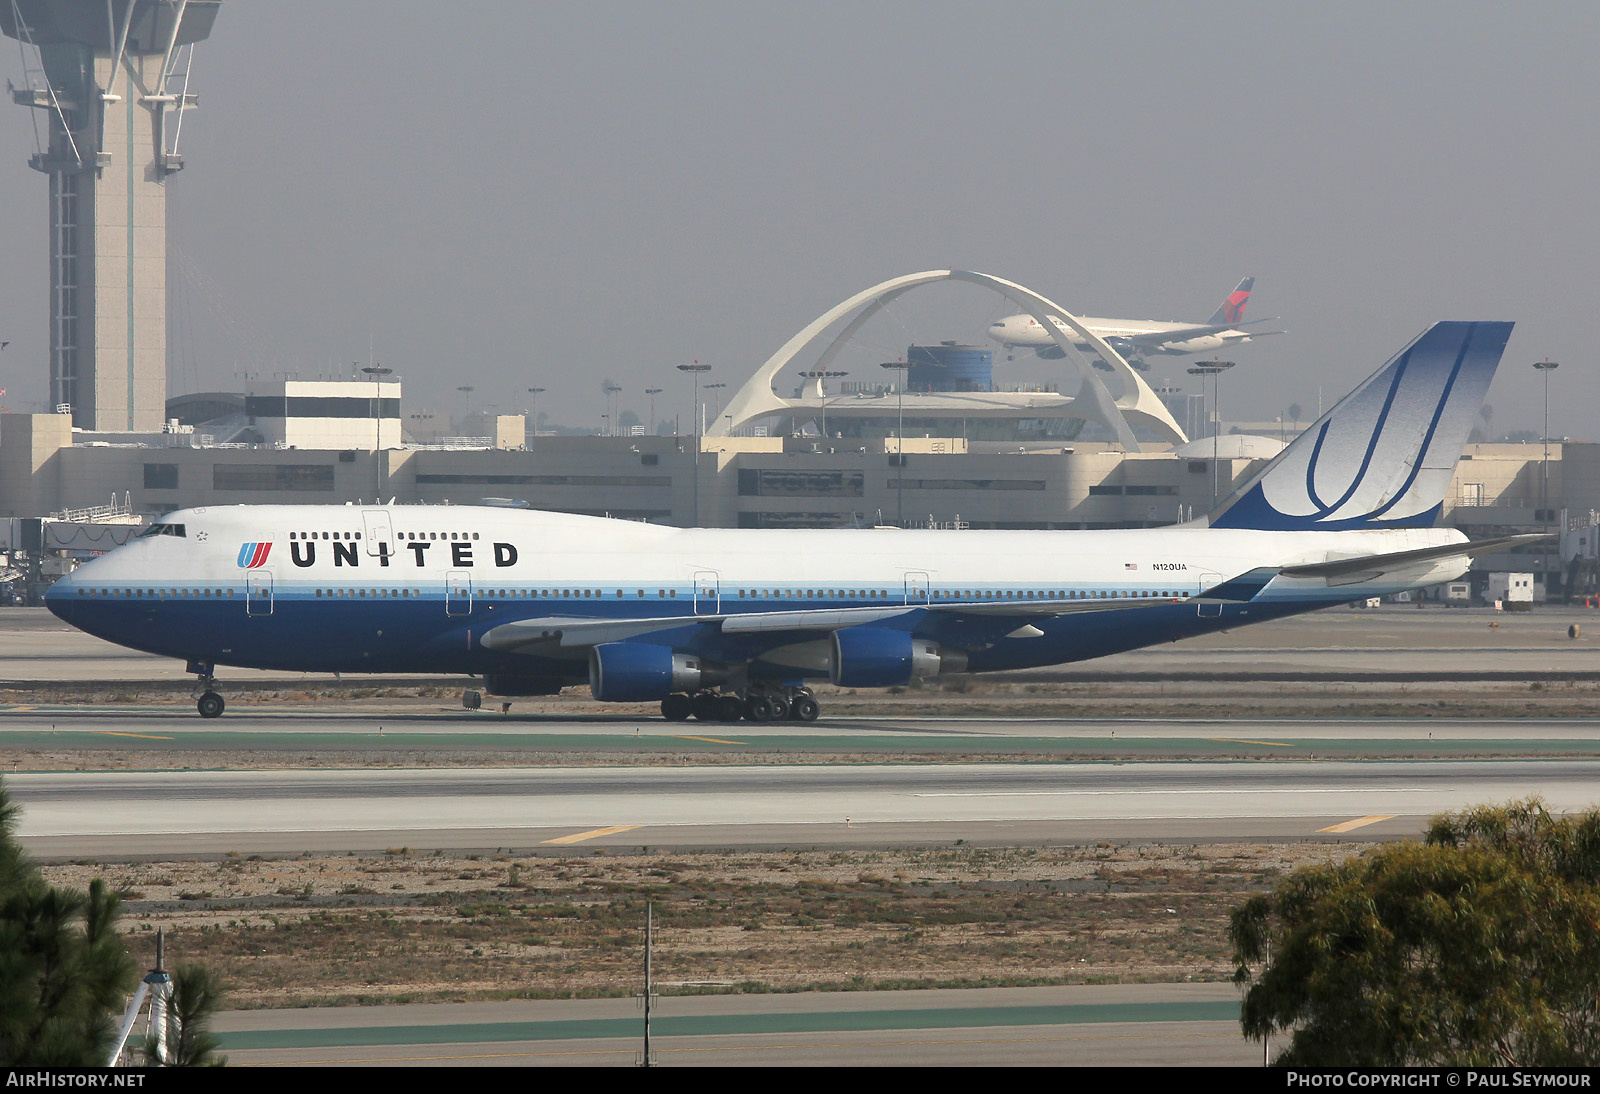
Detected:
left=710, top=270, right=1187, bottom=448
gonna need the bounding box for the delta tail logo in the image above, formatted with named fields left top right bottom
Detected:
left=1221, top=278, right=1253, bottom=325
left=237, top=542, right=273, bottom=568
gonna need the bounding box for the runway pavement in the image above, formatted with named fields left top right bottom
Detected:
left=6, top=707, right=1600, bottom=743
left=13, top=757, right=1600, bottom=857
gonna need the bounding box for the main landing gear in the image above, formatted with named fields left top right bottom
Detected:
left=660, top=686, right=820, bottom=723
left=187, top=660, right=225, bottom=719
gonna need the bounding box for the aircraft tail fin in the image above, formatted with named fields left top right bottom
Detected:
left=1206, top=277, right=1255, bottom=327
left=1208, top=320, right=1513, bottom=531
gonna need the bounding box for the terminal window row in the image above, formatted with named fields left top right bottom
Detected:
left=1088, top=485, right=1180, bottom=496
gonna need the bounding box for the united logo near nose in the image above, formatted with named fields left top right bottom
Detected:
left=237, top=542, right=273, bottom=569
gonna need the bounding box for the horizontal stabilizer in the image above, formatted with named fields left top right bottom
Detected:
left=1279, top=533, right=1552, bottom=581
left=1194, top=568, right=1280, bottom=602
left=1195, top=534, right=1552, bottom=603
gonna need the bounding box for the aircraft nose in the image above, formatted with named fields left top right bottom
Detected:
left=43, top=569, right=81, bottom=623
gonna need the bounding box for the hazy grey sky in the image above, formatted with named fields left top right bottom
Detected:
left=2, top=1, right=1596, bottom=436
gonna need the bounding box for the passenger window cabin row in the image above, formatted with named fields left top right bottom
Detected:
left=79, top=584, right=1186, bottom=602
left=288, top=531, right=483, bottom=542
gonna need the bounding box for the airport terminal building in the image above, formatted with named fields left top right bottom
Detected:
left=0, top=265, right=1581, bottom=601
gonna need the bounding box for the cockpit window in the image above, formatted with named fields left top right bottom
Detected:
left=138, top=523, right=186, bottom=538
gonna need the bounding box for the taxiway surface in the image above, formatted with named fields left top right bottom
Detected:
left=212, top=984, right=1252, bottom=1067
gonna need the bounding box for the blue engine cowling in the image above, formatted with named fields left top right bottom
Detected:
left=830, top=627, right=962, bottom=688
left=588, top=642, right=708, bottom=702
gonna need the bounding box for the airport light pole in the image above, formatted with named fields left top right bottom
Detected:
left=644, top=387, right=662, bottom=436
left=603, top=381, right=622, bottom=435
left=361, top=365, right=392, bottom=500
left=706, top=382, right=727, bottom=421
left=1533, top=359, right=1561, bottom=591
left=457, top=385, right=474, bottom=422
left=526, top=387, right=545, bottom=451
left=799, top=369, right=847, bottom=446
left=879, top=361, right=911, bottom=526
left=677, top=363, right=711, bottom=526
left=1534, top=360, right=1559, bottom=527
left=1187, top=360, right=1235, bottom=512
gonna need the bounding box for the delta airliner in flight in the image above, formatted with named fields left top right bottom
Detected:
left=987, top=277, right=1282, bottom=366
left=47, top=321, right=1530, bottom=722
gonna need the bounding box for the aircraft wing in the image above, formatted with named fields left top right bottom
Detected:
left=480, top=605, right=920, bottom=653
left=1119, top=317, right=1282, bottom=347
left=479, top=596, right=1175, bottom=655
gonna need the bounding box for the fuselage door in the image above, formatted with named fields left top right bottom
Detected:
left=904, top=571, right=931, bottom=605
left=446, top=570, right=472, bottom=616
left=362, top=510, right=393, bottom=560
left=1195, top=571, right=1223, bottom=618
left=246, top=572, right=273, bottom=616
left=693, top=570, right=719, bottom=615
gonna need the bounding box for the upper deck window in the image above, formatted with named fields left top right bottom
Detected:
left=138, top=523, right=186, bottom=538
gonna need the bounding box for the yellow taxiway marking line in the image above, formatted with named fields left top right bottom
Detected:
left=664, top=734, right=748, bottom=745
left=1207, top=738, right=1293, bottom=747
left=96, top=732, right=176, bottom=740
left=541, top=825, right=642, bottom=845
left=1319, top=815, right=1397, bottom=833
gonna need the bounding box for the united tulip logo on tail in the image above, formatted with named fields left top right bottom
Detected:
left=237, top=542, right=272, bottom=568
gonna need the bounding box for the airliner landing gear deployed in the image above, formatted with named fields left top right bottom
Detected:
left=187, top=660, right=225, bottom=719
left=41, top=323, right=1527, bottom=736
left=660, top=687, right=819, bottom=723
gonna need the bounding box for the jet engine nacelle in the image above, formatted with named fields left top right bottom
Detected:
left=829, top=627, right=966, bottom=688
left=588, top=642, right=714, bottom=702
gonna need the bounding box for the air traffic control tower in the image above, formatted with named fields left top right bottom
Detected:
left=2, top=0, right=219, bottom=432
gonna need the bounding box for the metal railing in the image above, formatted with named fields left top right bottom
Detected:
left=51, top=493, right=134, bottom=523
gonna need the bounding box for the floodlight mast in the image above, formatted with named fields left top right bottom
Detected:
left=676, top=363, right=711, bottom=526
left=526, top=387, right=546, bottom=451
left=361, top=365, right=393, bottom=497
left=1187, top=360, right=1235, bottom=511
left=879, top=361, right=912, bottom=525
left=1533, top=359, right=1560, bottom=529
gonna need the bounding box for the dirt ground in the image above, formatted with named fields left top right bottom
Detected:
left=39, top=841, right=1364, bottom=1009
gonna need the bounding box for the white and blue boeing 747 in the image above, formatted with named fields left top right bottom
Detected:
left=48, top=322, right=1536, bottom=721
